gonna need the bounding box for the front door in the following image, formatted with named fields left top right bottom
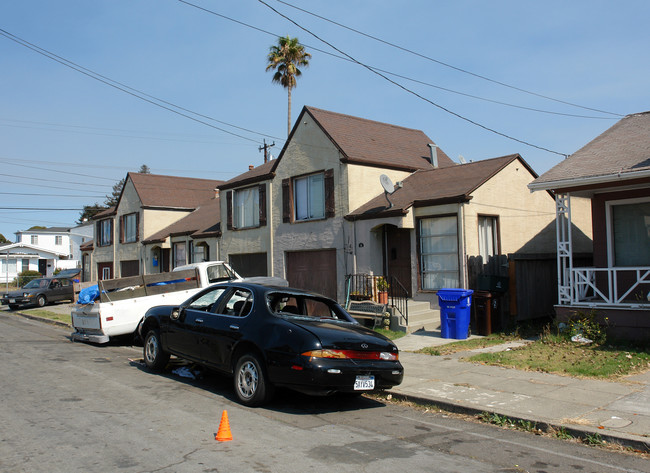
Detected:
left=385, top=226, right=412, bottom=297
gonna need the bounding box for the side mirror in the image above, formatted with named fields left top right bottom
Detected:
left=170, top=307, right=182, bottom=321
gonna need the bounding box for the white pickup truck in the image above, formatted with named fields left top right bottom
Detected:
left=71, top=261, right=241, bottom=344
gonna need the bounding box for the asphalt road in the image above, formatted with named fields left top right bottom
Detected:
left=0, top=311, right=647, bottom=473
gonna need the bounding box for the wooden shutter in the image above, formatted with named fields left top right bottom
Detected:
left=226, top=190, right=233, bottom=230
left=282, top=178, right=293, bottom=223
left=324, top=168, right=335, bottom=219
left=259, top=184, right=267, bottom=227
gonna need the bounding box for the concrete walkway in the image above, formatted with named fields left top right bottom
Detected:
left=391, top=329, right=650, bottom=451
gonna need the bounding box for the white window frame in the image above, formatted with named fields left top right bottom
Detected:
left=294, top=173, right=325, bottom=221
left=173, top=242, right=186, bottom=269
left=98, top=219, right=113, bottom=247
left=419, top=215, right=460, bottom=290
left=31, top=235, right=38, bottom=245
left=478, top=215, right=499, bottom=262
left=233, top=186, right=259, bottom=229
left=122, top=213, right=138, bottom=243
left=605, top=196, right=650, bottom=267
left=55, top=235, right=63, bottom=246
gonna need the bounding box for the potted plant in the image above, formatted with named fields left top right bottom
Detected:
left=376, top=277, right=389, bottom=304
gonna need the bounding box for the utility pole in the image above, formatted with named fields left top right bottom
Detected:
left=258, top=139, right=275, bottom=164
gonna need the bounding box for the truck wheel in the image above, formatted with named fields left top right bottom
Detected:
left=233, top=354, right=274, bottom=407
left=36, top=295, right=46, bottom=307
left=143, top=329, right=170, bottom=371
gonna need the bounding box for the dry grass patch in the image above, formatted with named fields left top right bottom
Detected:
left=469, top=339, right=650, bottom=378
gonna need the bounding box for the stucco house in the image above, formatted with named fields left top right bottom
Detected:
left=88, top=172, right=223, bottom=281
left=218, top=106, right=587, bottom=330
left=529, top=111, right=650, bottom=341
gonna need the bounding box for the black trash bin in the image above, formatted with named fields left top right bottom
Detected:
left=473, top=275, right=508, bottom=335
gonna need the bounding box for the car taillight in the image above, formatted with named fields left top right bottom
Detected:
left=302, top=349, right=398, bottom=361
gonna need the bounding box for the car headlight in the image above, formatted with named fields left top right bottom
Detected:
left=25, top=293, right=33, bottom=298
left=302, top=349, right=398, bottom=361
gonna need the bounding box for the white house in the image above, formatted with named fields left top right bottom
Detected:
left=0, top=224, right=93, bottom=283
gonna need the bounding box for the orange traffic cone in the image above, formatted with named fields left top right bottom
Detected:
left=216, top=410, right=233, bottom=442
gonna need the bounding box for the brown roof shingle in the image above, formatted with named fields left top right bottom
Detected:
left=347, top=155, right=526, bottom=220
left=143, top=196, right=221, bottom=243
left=531, top=111, right=650, bottom=189
left=128, top=173, right=223, bottom=209
left=276, top=106, right=455, bottom=172
left=219, top=159, right=276, bottom=190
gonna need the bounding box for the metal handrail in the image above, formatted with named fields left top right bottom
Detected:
left=344, top=273, right=408, bottom=326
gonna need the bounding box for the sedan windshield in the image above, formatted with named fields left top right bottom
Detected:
left=23, top=279, right=48, bottom=289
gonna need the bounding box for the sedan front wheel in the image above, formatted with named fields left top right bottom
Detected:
left=143, top=329, right=170, bottom=371
left=234, top=354, right=274, bottom=407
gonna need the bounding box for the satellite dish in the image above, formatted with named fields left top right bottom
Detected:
left=380, top=174, right=394, bottom=194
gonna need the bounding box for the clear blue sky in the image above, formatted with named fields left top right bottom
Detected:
left=1, top=0, right=648, bottom=241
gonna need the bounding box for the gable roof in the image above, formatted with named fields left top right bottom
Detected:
left=529, top=111, right=650, bottom=191
left=347, top=154, right=528, bottom=220
left=0, top=242, right=69, bottom=258
left=275, top=106, right=455, bottom=172
left=142, top=196, right=221, bottom=244
left=126, top=173, right=223, bottom=210
left=219, top=159, right=276, bottom=191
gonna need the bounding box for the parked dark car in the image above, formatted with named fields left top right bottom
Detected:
left=138, top=283, right=404, bottom=406
left=1, top=277, right=75, bottom=309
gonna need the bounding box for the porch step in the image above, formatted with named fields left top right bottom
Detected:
left=404, top=300, right=440, bottom=333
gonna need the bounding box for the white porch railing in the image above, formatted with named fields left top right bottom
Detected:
left=566, top=266, right=650, bottom=307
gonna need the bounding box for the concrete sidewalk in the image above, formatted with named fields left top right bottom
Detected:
left=391, top=330, right=650, bottom=451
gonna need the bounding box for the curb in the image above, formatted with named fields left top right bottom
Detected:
left=9, top=310, right=72, bottom=329
left=386, top=390, right=650, bottom=453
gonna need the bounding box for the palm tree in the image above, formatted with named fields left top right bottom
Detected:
left=266, top=35, right=311, bottom=136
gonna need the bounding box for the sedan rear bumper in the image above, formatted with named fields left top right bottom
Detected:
left=272, top=357, right=404, bottom=395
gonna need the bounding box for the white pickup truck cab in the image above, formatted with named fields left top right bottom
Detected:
left=71, top=261, right=241, bottom=344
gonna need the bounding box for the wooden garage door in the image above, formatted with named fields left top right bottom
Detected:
left=286, top=249, right=337, bottom=300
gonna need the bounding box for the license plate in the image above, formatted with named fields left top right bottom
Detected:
left=354, top=375, right=375, bottom=391
left=9, top=299, right=15, bottom=303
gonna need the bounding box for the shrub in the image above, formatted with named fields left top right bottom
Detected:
left=566, top=310, right=608, bottom=345
left=15, top=270, right=42, bottom=287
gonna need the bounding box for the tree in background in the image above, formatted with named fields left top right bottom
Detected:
left=0, top=234, right=8, bottom=244
left=266, top=36, right=311, bottom=136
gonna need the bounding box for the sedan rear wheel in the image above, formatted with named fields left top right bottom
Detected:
left=234, top=354, right=273, bottom=407
left=143, top=329, right=170, bottom=371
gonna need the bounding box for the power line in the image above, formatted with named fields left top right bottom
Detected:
left=276, top=0, right=623, bottom=118
left=1, top=160, right=116, bottom=182
left=0, top=156, right=241, bottom=176
left=0, top=28, right=282, bottom=144
left=0, top=207, right=85, bottom=211
left=0, top=192, right=105, bottom=198
left=257, top=0, right=567, bottom=157
left=177, top=0, right=613, bottom=120
left=0, top=173, right=112, bottom=189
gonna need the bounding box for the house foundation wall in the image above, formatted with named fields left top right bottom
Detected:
left=555, top=305, right=650, bottom=343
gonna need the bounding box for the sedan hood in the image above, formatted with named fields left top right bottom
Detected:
left=287, top=318, right=396, bottom=352
left=3, top=289, right=36, bottom=297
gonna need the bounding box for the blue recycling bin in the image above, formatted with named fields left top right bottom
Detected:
left=437, top=288, right=474, bottom=339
